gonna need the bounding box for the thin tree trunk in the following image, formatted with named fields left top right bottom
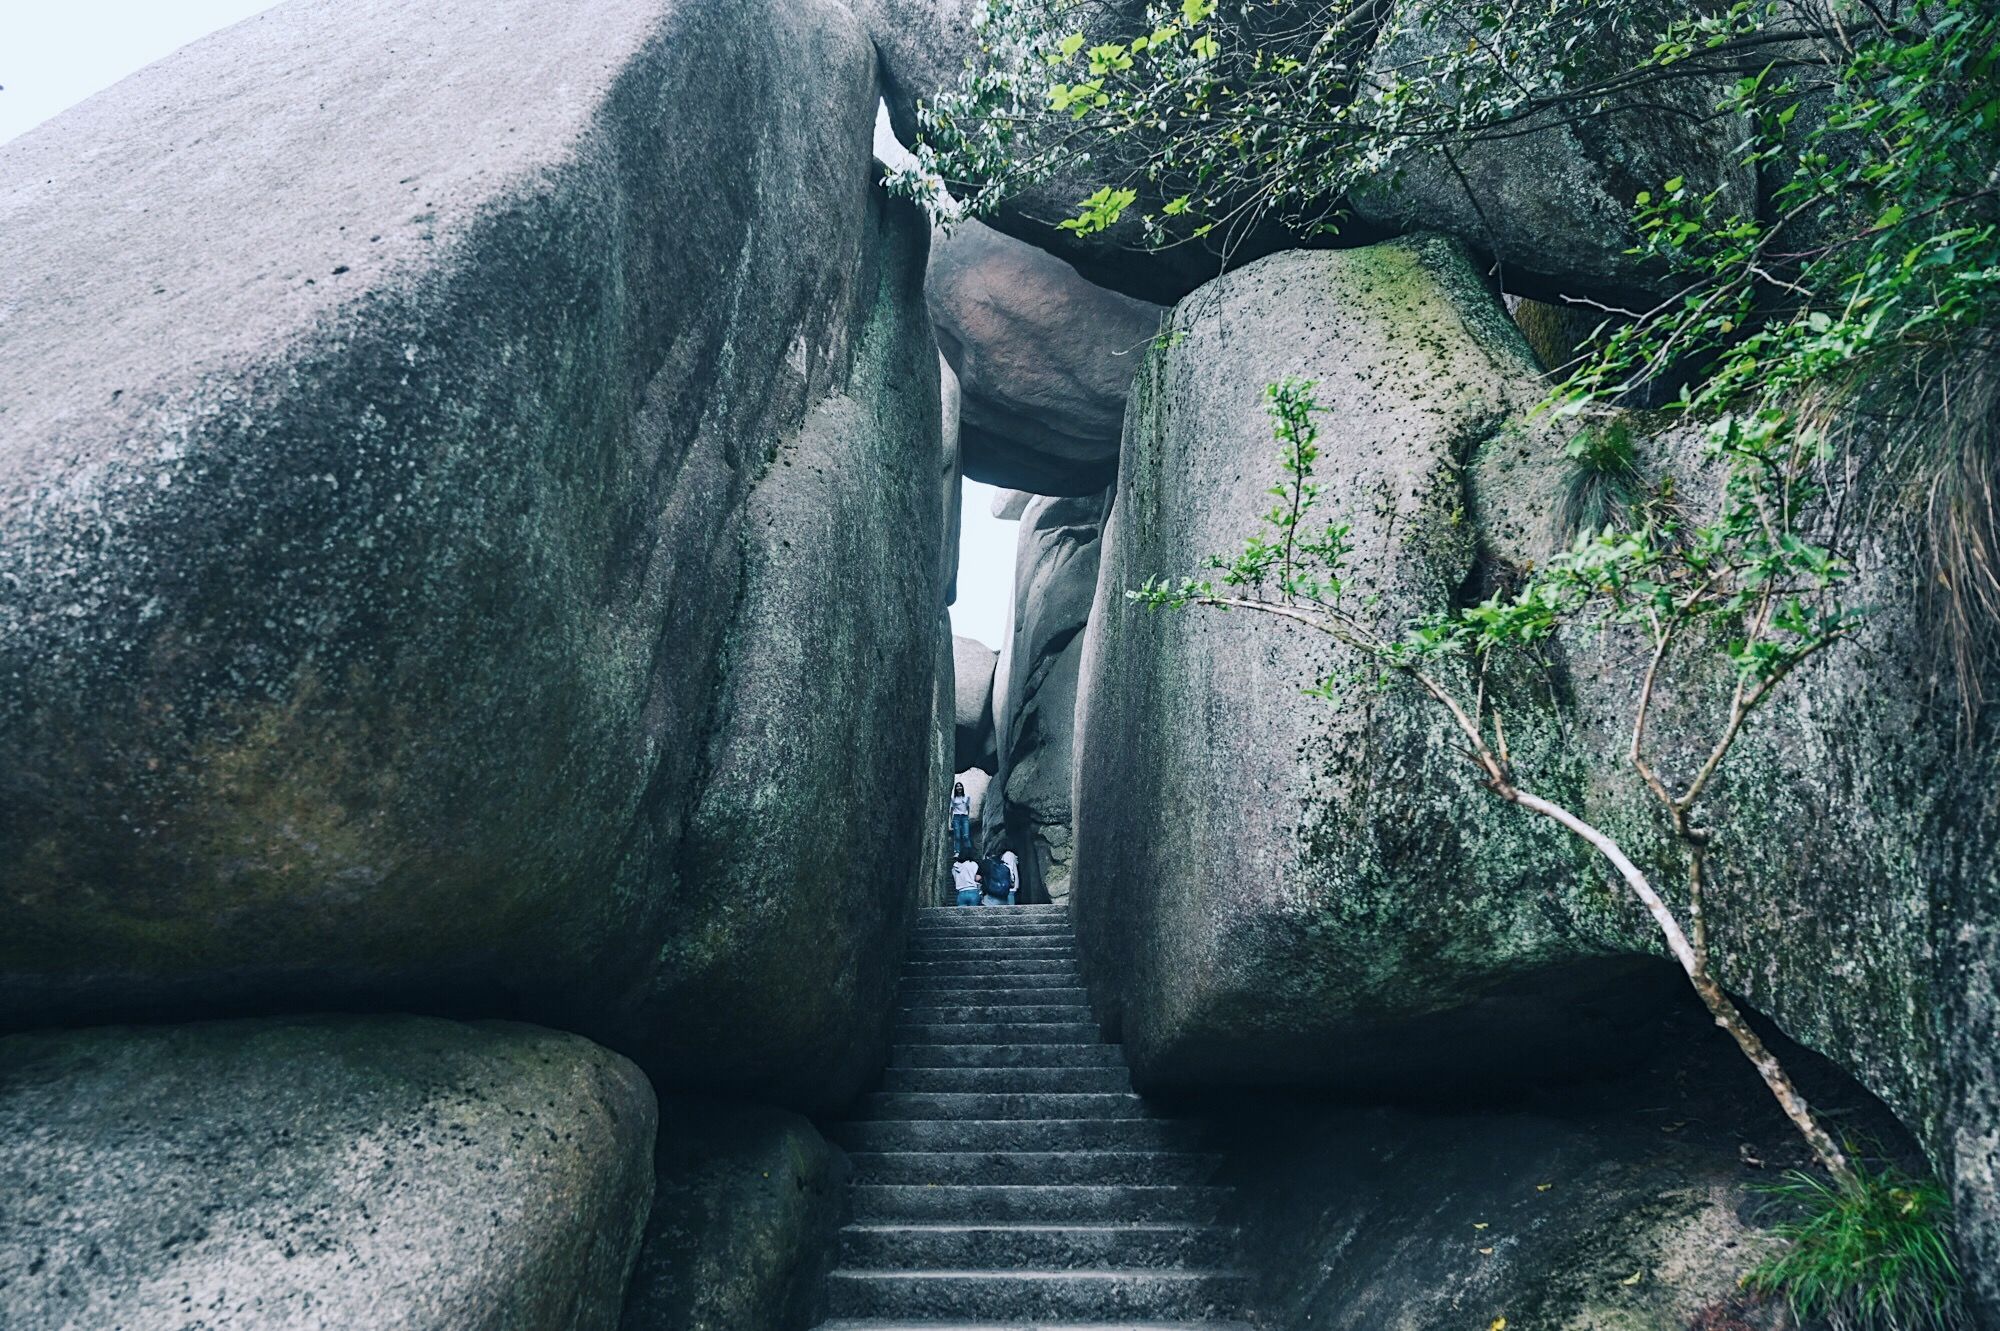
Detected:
left=1509, top=788, right=1857, bottom=1186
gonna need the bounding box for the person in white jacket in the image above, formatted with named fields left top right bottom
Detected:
left=1000, top=849, right=1021, bottom=905
left=951, top=852, right=981, bottom=907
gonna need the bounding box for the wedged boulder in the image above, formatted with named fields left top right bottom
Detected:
left=988, top=491, right=1111, bottom=901
left=0, top=1015, right=656, bottom=1331
left=929, top=221, right=1161, bottom=495
left=990, top=488, right=1033, bottom=520
left=619, top=1097, right=847, bottom=1331
left=1073, top=235, right=1661, bottom=1095
left=861, top=0, right=1311, bottom=303
left=953, top=634, right=1000, bottom=773
left=0, top=0, right=943, bottom=1111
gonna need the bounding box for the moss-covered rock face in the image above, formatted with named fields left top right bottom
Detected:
left=0, top=1015, right=656, bottom=1331
left=1473, top=410, right=2000, bottom=1326
left=618, top=1097, right=848, bottom=1331
left=0, top=0, right=944, bottom=1111
left=1073, top=236, right=1671, bottom=1095
left=1072, top=232, right=1997, bottom=1307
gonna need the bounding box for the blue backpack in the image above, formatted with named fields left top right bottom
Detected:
left=987, top=858, right=1012, bottom=895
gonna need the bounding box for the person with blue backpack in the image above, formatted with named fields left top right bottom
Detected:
left=981, top=849, right=1013, bottom=907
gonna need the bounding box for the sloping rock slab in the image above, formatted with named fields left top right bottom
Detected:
left=0, top=1015, right=656, bottom=1331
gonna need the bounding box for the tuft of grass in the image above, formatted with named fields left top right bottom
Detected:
left=1744, top=1158, right=1968, bottom=1331
left=1554, top=421, right=1643, bottom=541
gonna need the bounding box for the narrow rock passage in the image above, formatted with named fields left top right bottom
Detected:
left=814, top=904, right=1252, bottom=1330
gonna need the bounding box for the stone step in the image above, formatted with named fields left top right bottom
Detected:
left=825, top=1269, right=1249, bottom=1321
left=814, top=1321, right=1258, bottom=1331
left=849, top=1184, right=1230, bottom=1223
left=916, top=923, right=1080, bottom=943
left=907, top=928, right=1076, bottom=942
left=837, top=1222, right=1232, bottom=1271
left=858, top=1092, right=1151, bottom=1122
left=880, top=1065, right=1131, bottom=1093
left=915, top=906, right=1069, bottom=921
left=895, top=1004, right=1094, bottom=1025
left=888, top=1042, right=1124, bottom=1069
left=906, top=946, right=1080, bottom=963
left=903, top=958, right=1079, bottom=976
left=897, top=972, right=1084, bottom=994
left=900, top=979, right=1104, bottom=999
left=848, top=1151, right=1221, bottom=1186
left=828, top=1119, right=1199, bottom=1153
left=890, top=1022, right=1100, bottom=1046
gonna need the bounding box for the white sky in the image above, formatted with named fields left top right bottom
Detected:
left=0, top=1, right=278, bottom=146
left=954, top=480, right=1020, bottom=652
left=3, top=4, right=1025, bottom=648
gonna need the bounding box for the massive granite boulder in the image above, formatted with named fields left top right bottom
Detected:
left=929, top=221, right=1162, bottom=494
left=0, top=1015, right=655, bottom=1331
left=1070, top=233, right=1998, bottom=1311
left=1073, top=235, right=1656, bottom=1095
left=1474, top=407, right=2000, bottom=1326
left=619, top=1097, right=847, bottom=1331
left=987, top=492, right=1111, bottom=902
left=0, top=0, right=943, bottom=1111
left=953, top=633, right=1000, bottom=773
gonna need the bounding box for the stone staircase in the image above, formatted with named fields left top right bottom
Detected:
left=813, top=904, right=1252, bottom=1331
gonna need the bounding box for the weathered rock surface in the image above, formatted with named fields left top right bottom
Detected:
left=619, top=1097, right=847, bottom=1331
left=0, top=1015, right=656, bottom=1331
left=953, top=634, right=1000, bottom=773
left=990, top=487, right=1033, bottom=520
left=921, top=615, right=960, bottom=913
left=1071, top=232, right=1999, bottom=1310
left=987, top=492, right=1110, bottom=901
left=1213, top=1004, right=1916, bottom=1331
left=1348, top=0, right=1758, bottom=306
left=939, top=356, right=965, bottom=605
left=1073, top=235, right=1665, bottom=1094
left=929, top=220, right=1161, bottom=494
left=1474, top=409, right=2000, bottom=1327
left=0, top=0, right=942, bottom=1111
